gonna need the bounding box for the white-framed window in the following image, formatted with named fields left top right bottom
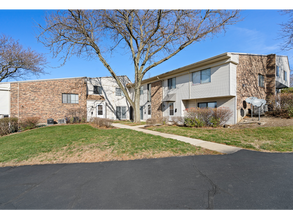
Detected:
left=147, top=84, right=151, bottom=102
left=168, top=77, right=176, bottom=89
left=140, top=86, right=144, bottom=95
left=259, top=74, right=264, bottom=88
left=116, top=88, right=125, bottom=96
left=148, top=104, right=151, bottom=115
left=284, top=70, right=287, bottom=81
left=276, top=66, right=279, bottom=77
left=116, top=106, right=126, bottom=119
left=97, top=105, right=103, bottom=115
left=192, top=68, right=211, bottom=85
left=62, top=94, right=79, bottom=104
left=169, top=103, right=174, bottom=115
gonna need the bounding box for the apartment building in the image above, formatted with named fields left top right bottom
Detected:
left=134, top=52, right=290, bottom=124
left=0, top=52, right=290, bottom=125
left=0, top=76, right=132, bottom=123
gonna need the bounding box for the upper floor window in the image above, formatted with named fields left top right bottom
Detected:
left=168, top=77, right=176, bottom=89
left=192, top=68, right=211, bottom=85
left=147, top=84, right=151, bottom=102
left=140, top=86, right=144, bottom=95
left=62, top=94, right=79, bottom=104
left=93, top=86, right=102, bottom=95
left=116, top=88, right=125, bottom=96
left=276, top=66, right=279, bottom=77
left=284, top=70, right=287, bottom=81
left=259, top=74, right=264, bottom=88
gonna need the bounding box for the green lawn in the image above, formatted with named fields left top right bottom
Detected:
left=147, top=125, right=293, bottom=152
left=0, top=124, right=215, bottom=164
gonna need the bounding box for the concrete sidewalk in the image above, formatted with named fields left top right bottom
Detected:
left=112, top=123, right=241, bottom=154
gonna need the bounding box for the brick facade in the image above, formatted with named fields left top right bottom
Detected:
left=151, top=80, right=163, bottom=119
left=10, top=78, right=87, bottom=123
left=236, top=54, right=276, bottom=110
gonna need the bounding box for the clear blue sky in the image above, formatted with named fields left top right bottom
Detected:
left=1, top=9, right=293, bottom=83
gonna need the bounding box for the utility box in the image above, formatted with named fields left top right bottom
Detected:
left=47, top=118, right=54, bottom=125
left=58, top=119, right=66, bottom=124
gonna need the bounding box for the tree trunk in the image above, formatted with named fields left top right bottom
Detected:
left=133, top=88, right=141, bottom=122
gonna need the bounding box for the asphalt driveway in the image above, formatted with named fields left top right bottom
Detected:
left=0, top=150, right=293, bottom=209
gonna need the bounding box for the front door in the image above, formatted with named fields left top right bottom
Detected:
left=97, top=104, right=104, bottom=118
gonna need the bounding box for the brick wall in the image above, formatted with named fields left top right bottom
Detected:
left=10, top=78, right=87, bottom=123
left=151, top=80, right=163, bottom=119
left=236, top=54, right=276, bottom=110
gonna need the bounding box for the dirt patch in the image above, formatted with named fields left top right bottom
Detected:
left=0, top=145, right=219, bottom=167
left=232, top=116, right=293, bottom=129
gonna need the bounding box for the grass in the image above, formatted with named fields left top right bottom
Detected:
left=0, top=124, right=216, bottom=165
left=147, top=125, right=293, bottom=152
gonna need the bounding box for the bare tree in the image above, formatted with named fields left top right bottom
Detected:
left=37, top=10, right=240, bottom=122
left=279, top=10, right=293, bottom=51
left=0, top=35, right=46, bottom=82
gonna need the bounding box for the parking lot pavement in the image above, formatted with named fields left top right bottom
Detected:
left=0, top=150, right=293, bottom=209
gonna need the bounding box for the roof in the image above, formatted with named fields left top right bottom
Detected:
left=0, top=76, right=86, bottom=84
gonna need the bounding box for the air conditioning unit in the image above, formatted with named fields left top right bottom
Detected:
left=58, top=119, right=66, bottom=124
left=47, top=118, right=54, bottom=125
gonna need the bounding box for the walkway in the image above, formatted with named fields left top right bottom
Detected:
left=112, top=123, right=241, bottom=154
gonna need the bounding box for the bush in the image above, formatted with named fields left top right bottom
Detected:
left=20, top=117, right=40, bottom=130
left=268, top=93, right=293, bottom=118
left=184, top=107, right=233, bottom=127
left=171, top=116, right=184, bottom=126
left=211, top=107, right=233, bottom=126
left=66, top=108, right=87, bottom=123
left=0, top=117, right=19, bottom=136
left=90, top=117, right=113, bottom=128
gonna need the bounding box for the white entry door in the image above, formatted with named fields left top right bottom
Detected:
left=97, top=104, right=105, bottom=118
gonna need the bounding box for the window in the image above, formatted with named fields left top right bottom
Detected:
left=259, top=74, right=264, bottom=88
left=147, top=84, right=151, bottom=102
left=284, top=71, right=287, bottom=81
left=192, top=68, right=211, bottom=85
left=94, top=86, right=102, bottom=95
left=169, top=103, right=174, bottom=116
left=140, top=87, right=144, bottom=95
left=62, top=94, right=79, bottom=104
left=116, top=106, right=126, bottom=119
left=116, top=88, right=121, bottom=96
left=148, top=105, right=151, bottom=115
left=276, top=66, right=279, bottom=77
left=168, top=77, right=176, bottom=89
left=116, top=88, right=125, bottom=97
left=198, top=102, right=217, bottom=108
left=97, top=105, right=103, bottom=115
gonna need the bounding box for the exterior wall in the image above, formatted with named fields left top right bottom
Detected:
left=184, top=97, right=236, bottom=125
left=236, top=54, right=276, bottom=122
left=0, top=83, right=10, bottom=116
left=86, top=77, right=131, bottom=121
left=189, top=63, right=234, bottom=99
left=10, top=78, right=87, bottom=123
left=276, top=55, right=290, bottom=88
